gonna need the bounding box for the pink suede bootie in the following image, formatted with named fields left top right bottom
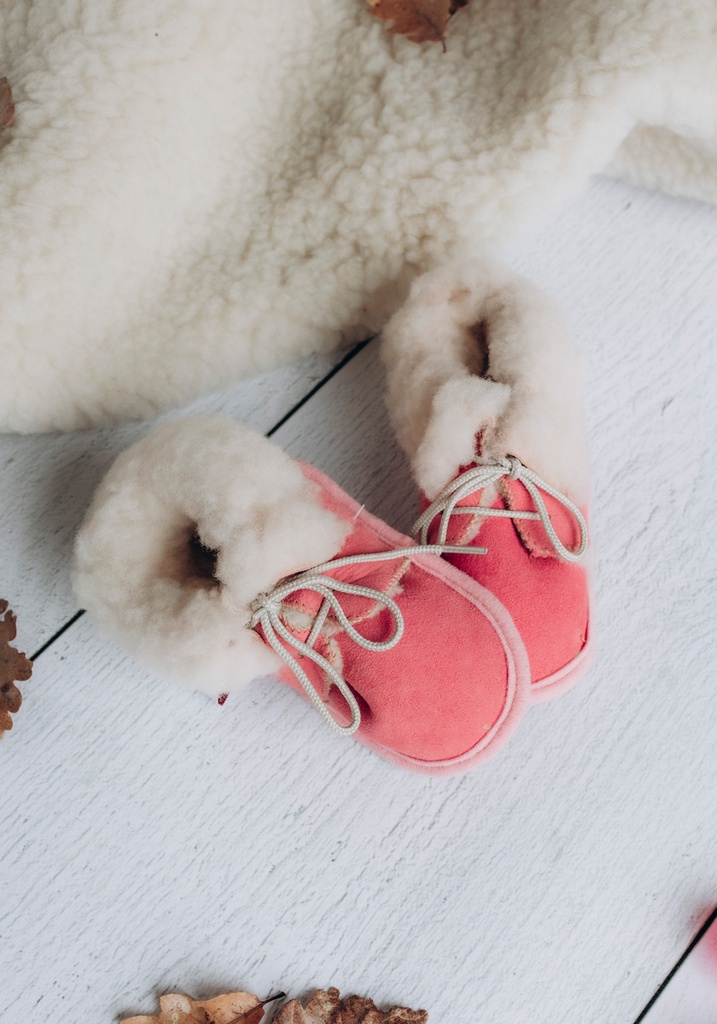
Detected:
left=381, top=261, right=592, bottom=701
left=73, top=416, right=531, bottom=772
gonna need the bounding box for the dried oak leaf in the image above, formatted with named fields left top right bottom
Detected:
left=0, top=600, right=32, bottom=736
left=273, top=988, right=427, bottom=1024
left=0, top=77, right=14, bottom=128
left=365, top=0, right=470, bottom=44
left=121, top=991, right=267, bottom=1024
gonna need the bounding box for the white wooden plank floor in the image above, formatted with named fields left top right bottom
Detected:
left=2, top=176, right=717, bottom=1024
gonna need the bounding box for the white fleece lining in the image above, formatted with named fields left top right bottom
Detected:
left=0, top=0, right=715, bottom=432
left=72, top=416, right=350, bottom=695
left=381, top=260, right=590, bottom=502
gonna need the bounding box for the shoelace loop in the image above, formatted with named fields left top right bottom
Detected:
left=248, top=543, right=469, bottom=735
left=413, top=456, right=588, bottom=563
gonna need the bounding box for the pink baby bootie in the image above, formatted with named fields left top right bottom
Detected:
left=381, top=260, right=592, bottom=701
left=73, top=416, right=531, bottom=773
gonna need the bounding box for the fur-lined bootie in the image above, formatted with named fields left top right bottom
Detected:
left=73, top=416, right=531, bottom=773
left=381, top=261, right=592, bottom=701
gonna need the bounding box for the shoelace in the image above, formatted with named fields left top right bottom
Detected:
left=249, top=543, right=468, bottom=735
left=413, top=455, right=588, bottom=563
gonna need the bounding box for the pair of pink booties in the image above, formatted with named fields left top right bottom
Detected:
left=73, top=261, right=591, bottom=774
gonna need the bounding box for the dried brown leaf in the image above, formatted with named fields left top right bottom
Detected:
left=366, top=0, right=470, bottom=44
left=273, top=988, right=427, bottom=1024
left=0, top=77, right=14, bottom=128
left=201, top=992, right=268, bottom=1024
left=121, top=991, right=267, bottom=1024
left=0, top=600, right=32, bottom=736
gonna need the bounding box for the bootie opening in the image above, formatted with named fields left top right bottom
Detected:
left=466, top=317, right=490, bottom=377
left=165, top=524, right=221, bottom=592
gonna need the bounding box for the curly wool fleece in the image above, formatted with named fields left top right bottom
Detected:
left=0, top=0, right=715, bottom=432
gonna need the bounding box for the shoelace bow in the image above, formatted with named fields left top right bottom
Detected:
left=249, top=543, right=469, bottom=735
left=413, top=455, right=588, bottom=564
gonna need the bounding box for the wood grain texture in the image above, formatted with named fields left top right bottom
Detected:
left=2, top=176, right=717, bottom=1024
left=0, top=349, right=347, bottom=653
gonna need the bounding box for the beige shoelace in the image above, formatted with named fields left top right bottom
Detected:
left=249, top=543, right=468, bottom=735
left=413, top=456, right=588, bottom=563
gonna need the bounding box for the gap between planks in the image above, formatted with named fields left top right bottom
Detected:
left=632, top=906, right=717, bottom=1023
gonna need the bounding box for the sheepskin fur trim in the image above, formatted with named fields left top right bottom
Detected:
left=72, top=417, right=350, bottom=695
left=381, top=260, right=589, bottom=502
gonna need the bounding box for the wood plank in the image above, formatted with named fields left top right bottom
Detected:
left=0, top=349, right=350, bottom=653
left=2, top=175, right=717, bottom=1024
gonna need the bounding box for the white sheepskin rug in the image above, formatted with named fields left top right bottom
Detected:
left=0, top=0, right=715, bottom=432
